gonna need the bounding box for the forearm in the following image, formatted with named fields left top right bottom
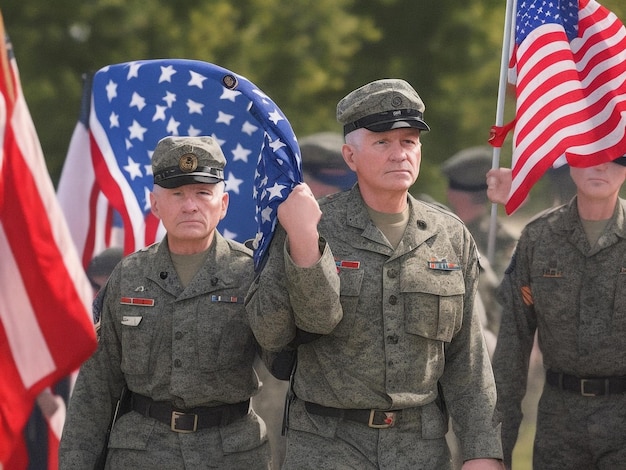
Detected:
left=285, top=238, right=342, bottom=334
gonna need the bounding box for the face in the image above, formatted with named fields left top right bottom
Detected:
left=150, top=182, right=228, bottom=253
left=343, top=127, right=422, bottom=196
left=569, top=162, right=626, bottom=202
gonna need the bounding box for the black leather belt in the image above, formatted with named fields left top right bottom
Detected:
left=546, top=370, right=626, bottom=397
left=304, top=401, right=400, bottom=428
left=131, top=393, right=249, bottom=432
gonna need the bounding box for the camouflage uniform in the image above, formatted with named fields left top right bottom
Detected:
left=59, top=233, right=270, bottom=469
left=246, top=187, right=502, bottom=469
left=492, top=197, right=626, bottom=469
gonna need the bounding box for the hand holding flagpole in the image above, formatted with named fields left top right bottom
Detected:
left=487, top=0, right=517, bottom=265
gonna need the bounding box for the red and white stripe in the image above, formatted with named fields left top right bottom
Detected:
left=506, top=0, right=626, bottom=214
left=0, top=14, right=97, bottom=464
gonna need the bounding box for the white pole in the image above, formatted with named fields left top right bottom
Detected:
left=487, top=0, right=517, bottom=265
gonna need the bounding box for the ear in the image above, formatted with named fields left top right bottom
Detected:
left=342, top=143, right=357, bottom=172
left=219, top=190, right=229, bottom=221
left=149, top=192, right=159, bottom=218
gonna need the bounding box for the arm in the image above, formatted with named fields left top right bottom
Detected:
left=277, top=183, right=322, bottom=267
left=491, top=236, right=538, bottom=467
left=59, top=276, right=126, bottom=468
left=246, top=184, right=342, bottom=351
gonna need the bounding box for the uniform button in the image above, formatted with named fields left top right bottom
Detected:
left=174, top=359, right=182, bottom=368
left=417, top=220, right=427, bottom=230
left=387, top=360, right=394, bottom=367
left=174, top=331, right=183, bottom=340
left=389, top=295, right=397, bottom=305
left=387, top=269, right=397, bottom=279
left=386, top=334, right=399, bottom=344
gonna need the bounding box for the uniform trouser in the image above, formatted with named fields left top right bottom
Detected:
left=533, top=382, right=626, bottom=470
left=105, top=408, right=271, bottom=469
left=282, top=398, right=452, bottom=470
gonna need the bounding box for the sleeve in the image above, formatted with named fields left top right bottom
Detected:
left=59, top=269, right=126, bottom=469
left=245, top=226, right=342, bottom=352
left=490, top=231, right=538, bottom=467
left=439, top=228, right=504, bottom=461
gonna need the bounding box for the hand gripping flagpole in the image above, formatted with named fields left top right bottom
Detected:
left=487, top=0, right=517, bottom=266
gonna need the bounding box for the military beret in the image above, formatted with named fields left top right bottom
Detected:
left=336, top=79, right=430, bottom=136
left=441, top=146, right=493, bottom=192
left=152, top=136, right=226, bottom=188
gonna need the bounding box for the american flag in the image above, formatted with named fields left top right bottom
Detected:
left=0, top=12, right=97, bottom=465
left=504, top=0, right=626, bottom=214
left=57, top=73, right=123, bottom=269
left=60, top=59, right=301, bottom=271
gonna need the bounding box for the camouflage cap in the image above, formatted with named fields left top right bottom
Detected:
left=336, top=79, right=430, bottom=136
left=300, top=132, right=346, bottom=170
left=300, top=132, right=356, bottom=190
left=441, top=146, right=492, bottom=192
left=86, top=247, right=123, bottom=279
left=152, top=136, right=226, bottom=188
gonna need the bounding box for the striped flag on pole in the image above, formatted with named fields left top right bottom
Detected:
left=0, top=11, right=97, bottom=465
left=500, top=0, right=626, bottom=214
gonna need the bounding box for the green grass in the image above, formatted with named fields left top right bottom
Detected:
left=512, top=419, right=535, bottom=469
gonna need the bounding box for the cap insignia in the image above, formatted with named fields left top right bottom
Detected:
left=179, top=153, right=198, bottom=173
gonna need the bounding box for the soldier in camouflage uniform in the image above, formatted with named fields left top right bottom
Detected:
left=301, top=131, right=358, bottom=197
left=441, top=146, right=517, bottom=279
left=488, top=161, right=626, bottom=469
left=441, top=146, right=519, bottom=342
left=60, top=136, right=270, bottom=469
left=246, top=79, right=503, bottom=469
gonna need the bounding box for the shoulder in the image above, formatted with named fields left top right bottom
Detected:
left=223, top=236, right=253, bottom=259
left=412, top=196, right=466, bottom=228
left=520, top=204, right=567, bottom=239
left=317, top=189, right=350, bottom=210
left=120, top=242, right=159, bottom=267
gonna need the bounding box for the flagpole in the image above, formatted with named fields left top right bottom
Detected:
left=487, top=0, right=517, bottom=265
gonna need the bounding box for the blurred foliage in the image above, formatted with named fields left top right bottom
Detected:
left=2, top=0, right=626, bottom=217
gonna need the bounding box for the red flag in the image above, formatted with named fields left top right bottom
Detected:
left=0, top=11, right=97, bottom=464
left=504, top=0, right=626, bottom=214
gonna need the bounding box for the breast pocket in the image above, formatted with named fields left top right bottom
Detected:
left=330, top=268, right=364, bottom=338
left=402, top=267, right=465, bottom=343
left=197, top=300, right=255, bottom=372
left=119, top=306, right=159, bottom=376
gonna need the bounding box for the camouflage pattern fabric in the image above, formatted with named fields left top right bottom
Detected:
left=60, top=233, right=270, bottom=469
left=246, top=186, right=502, bottom=468
left=492, top=197, right=626, bottom=468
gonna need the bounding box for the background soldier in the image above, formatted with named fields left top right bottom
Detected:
left=488, top=160, right=626, bottom=469
left=60, top=136, right=270, bottom=469
left=441, top=145, right=518, bottom=340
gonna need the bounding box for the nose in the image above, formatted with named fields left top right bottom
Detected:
left=389, top=140, right=408, bottom=161
left=182, top=195, right=199, bottom=211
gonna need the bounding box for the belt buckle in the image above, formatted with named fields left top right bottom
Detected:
left=580, top=379, right=600, bottom=397
left=170, top=411, right=198, bottom=433
left=368, top=409, right=396, bottom=429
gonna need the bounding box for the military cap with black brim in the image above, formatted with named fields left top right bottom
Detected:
left=337, top=78, right=430, bottom=136
left=152, top=136, right=226, bottom=188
